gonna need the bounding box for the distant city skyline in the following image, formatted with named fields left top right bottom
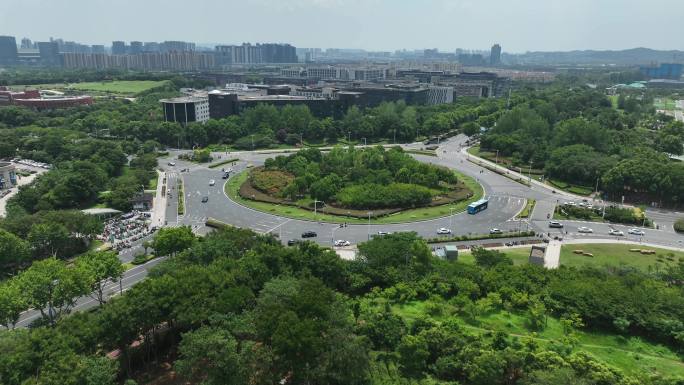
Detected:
left=1, top=0, right=683, bottom=53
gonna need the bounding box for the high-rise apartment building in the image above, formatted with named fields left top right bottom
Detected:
left=111, top=41, right=126, bottom=55
left=37, top=41, right=60, bottom=66
left=20, top=37, right=33, bottom=49
left=0, top=36, right=18, bottom=65
left=129, top=41, right=143, bottom=54
left=490, top=44, right=502, bottom=66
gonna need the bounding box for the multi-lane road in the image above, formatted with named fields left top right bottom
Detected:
left=166, top=135, right=684, bottom=250
left=12, top=135, right=684, bottom=328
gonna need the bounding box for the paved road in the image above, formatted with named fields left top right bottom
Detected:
left=164, top=139, right=528, bottom=246
left=163, top=135, right=684, bottom=250
left=13, top=255, right=166, bottom=328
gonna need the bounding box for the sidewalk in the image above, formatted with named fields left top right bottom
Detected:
left=149, top=171, right=167, bottom=229
left=0, top=170, right=45, bottom=217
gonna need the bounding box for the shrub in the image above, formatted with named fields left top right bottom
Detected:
left=675, top=219, right=684, bottom=233
left=335, top=183, right=432, bottom=209
left=132, top=253, right=148, bottom=265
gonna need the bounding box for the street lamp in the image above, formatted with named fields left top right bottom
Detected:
left=367, top=211, right=372, bottom=240
left=449, top=206, right=455, bottom=232
left=362, top=137, right=367, bottom=146
left=331, top=225, right=340, bottom=246
left=495, top=149, right=499, bottom=164
left=314, top=199, right=324, bottom=219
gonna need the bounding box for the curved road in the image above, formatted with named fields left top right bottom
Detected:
left=168, top=135, right=684, bottom=249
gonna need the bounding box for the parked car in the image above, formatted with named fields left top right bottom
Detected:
left=167, top=162, right=176, bottom=166
left=209, top=179, right=216, bottom=186
left=201, top=196, right=209, bottom=203
left=548, top=221, right=564, bottom=228
left=577, top=226, right=593, bottom=233
left=301, top=231, right=317, bottom=238
left=609, top=229, right=625, bottom=236
left=437, top=228, right=452, bottom=235
left=334, top=240, right=351, bottom=247
left=489, top=228, right=503, bottom=234
left=628, top=228, right=645, bottom=236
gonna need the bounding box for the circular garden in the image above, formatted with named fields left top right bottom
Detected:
left=226, top=146, right=483, bottom=224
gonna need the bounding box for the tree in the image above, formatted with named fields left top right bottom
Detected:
left=152, top=226, right=196, bottom=256
left=17, top=258, right=89, bottom=325
left=472, top=247, right=512, bottom=268
left=0, top=281, right=26, bottom=329
left=0, top=229, right=30, bottom=270
left=397, top=334, right=429, bottom=378
left=27, top=222, right=70, bottom=259
left=176, top=326, right=244, bottom=385
left=75, top=251, right=125, bottom=305
left=78, top=356, right=119, bottom=385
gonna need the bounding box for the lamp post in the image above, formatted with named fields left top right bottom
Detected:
left=362, top=137, right=367, bottom=146
left=449, top=206, right=455, bottom=232
left=314, top=199, right=324, bottom=219
left=331, top=225, right=339, bottom=246
left=367, top=211, right=372, bottom=240
left=495, top=149, right=499, bottom=164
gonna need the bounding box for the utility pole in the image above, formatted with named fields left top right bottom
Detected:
left=495, top=149, right=499, bottom=164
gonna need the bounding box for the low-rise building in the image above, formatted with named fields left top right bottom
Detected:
left=0, top=162, right=17, bottom=190
left=160, top=95, right=210, bottom=124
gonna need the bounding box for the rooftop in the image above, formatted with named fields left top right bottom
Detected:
left=159, top=95, right=208, bottom=103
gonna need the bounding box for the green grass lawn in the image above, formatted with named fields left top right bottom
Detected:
left=68, top=80, right=169, bottom=95
left=458, top=243, right=683, bottom=272
left=389, top=300, right=684, bottom=378
left=654, top=97, right=677, bottom=111
left=559, top=243, right=683, bottom=272
left=148, top=171, right=159, bottom=191
left=225, top=170, right=484, bottom=224
left=608, top=95, right=619, bottom=109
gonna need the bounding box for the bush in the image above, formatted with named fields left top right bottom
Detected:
left=335, top=183, right=432, bottom=209
left=131, top=253, right=148, bottom=265
left=675, top=219, right=684, bottom=233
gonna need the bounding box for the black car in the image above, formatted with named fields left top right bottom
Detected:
left=201, top=196, right=209, bottom=203
left=301, top=231, right=317, bottom=238
left=287, top=239, right=301, bottom=246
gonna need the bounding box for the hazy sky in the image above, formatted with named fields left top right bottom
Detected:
left=1, top=0, right=682, bottom=53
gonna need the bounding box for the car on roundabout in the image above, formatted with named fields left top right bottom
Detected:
left=628, top=228, right=645, bottom=236
left=577, top=226, right=593, bottom=233
left=334, top=240, right=351, bottom=247
left=609, top=229, right=625, bottom=236
left=437, top=228, right=452, bottom=235
left=301, top=231, right=317, bottom=238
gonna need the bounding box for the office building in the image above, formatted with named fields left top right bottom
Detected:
left=160, top=95, right=210, bottom=125
left=427, top=85, right=454, bottom=105
left=490, top=44, right=502, bottom=66
left=0, top=36, right=18, bottom=65
left=37, top=41, right=60, bottom=66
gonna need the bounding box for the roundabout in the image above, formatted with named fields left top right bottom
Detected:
left=160, top=135, right=684, bottom=250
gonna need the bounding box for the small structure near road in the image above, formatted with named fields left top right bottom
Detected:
left=529, top=245, right=546, bottom=266
left=528, top=241, right=561, bottom=269
left=0, top=161, right=17, bottom=190
left=444, top=245, right=459, bottom=261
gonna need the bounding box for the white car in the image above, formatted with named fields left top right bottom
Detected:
left=628, top=228, right=645, bottom=236
left=609, top=229, right=625, bottom=236
left=209, top=179, right=216, bottom=186
left=167, top=162, right=176, bottom=166
left=376, top=231, right=391, bottom=236
left=577, top=226, right=593, bottom=233
left=437, top=228, right=452, bottom=235
left=334, top=240, right=351, bottom=247
left=489, top=228, right=503, bottom=234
